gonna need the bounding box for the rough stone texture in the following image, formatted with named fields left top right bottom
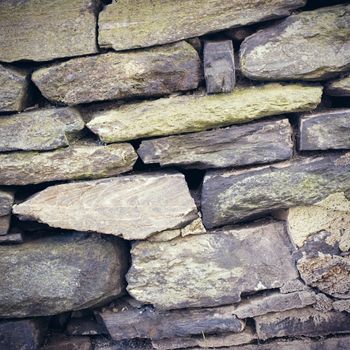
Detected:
left=97, top=299, right=245, bottom=341
left=32, top=42, right=200, bottom=105
left=127, top=221, right=298, bottom=309
left=0, top=0, right=98, bottom=62
left=0, top=216, right=10, bottom=236
left=314, top=293, right=333, bottom=312
left=0, top=233, right=23, bottom=244
left=333, top=299, right=350, bottom=312
left=240, top=4, right=350, bottom=81
left=41, top=336, right=92, bottom=350
left=0, top=233, right=128, bottom=317
left=98, top=0, right=306, bottom=51
left=87, top=84, right=322, bottom=143
left=299, top=109, right=350, bottom=150
left=66, top=318, right=107, bottom=336
left=327, top=74, right=350, bottom=96
left=0, top=190, right=14, bottom=217
left=138, top=119, right=293, bottom=169
left=0, top=64, right=28, bottom=112
left=204, top=40, right=235, bottom=94
left=13, top=173, right=199, bottom=240
left=0, top=143, right=137, bottom=185
left=201, top=153, right=350, bottom=229
left=0, top=108, right=84, bottom=152
left=93, top=338, right=153, bottom=350
left=0, top=318, right=48, bottom=350
left=255, top=307, right=350, bottom=340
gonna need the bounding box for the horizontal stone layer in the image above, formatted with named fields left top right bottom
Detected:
left=327, top=74, right=350, bottom=96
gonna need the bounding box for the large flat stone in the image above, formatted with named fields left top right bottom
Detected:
left=13, top=173, right=199, bottom=240
left=298, top=109, right=350, bottom=150
left=0, top=189, right=14, bottom=217
left=138, top=119, right=293, bottom=169
left=98, top=0, right=306, bottom=51
left=201, top=153, right=350, bottom=229
left=0, top=108, right=84, bottom=152
left=87, top=84, right=322, bottom=143
left=0, top=233, right=127, bottom=317
left=32, top=42, right=200, bottom=105
left=240, top=4, right=350, bottom=81
left=0, top=0, right=98, bottom=62
left=0, top=143, right=137, bottom=185
left=327, top=74, right=350, bottom=96
left=127, top=221, right=298, bottom=309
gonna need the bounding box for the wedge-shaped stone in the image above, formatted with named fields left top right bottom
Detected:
left=13, top=173, right=199, bottom=240
left=138, top=119, right=293, bottom=169
left=327, top=74, right=350, bottom=96
left=0, top=0, right=98, bottom=62
left=97, top=298, right=245, bottom=341
left=0, top=190, right=14, bottom=217
left=240, top=5, right=350, bottom=80
left=0, top=143, right=137, bottom=185
left=98, top=0, right=306, bottom=51
left=32, top=42, right=200, bottom=105
left=87, top=84, right=322, bottom=143
left=0, top=108, right=84, bottom=152
left=299, top=109, right=350, bottom=150
left=0, top=64, right=28, bottom=112
left=127, top=221, right=298, bottom=309
left=0, top=233, right=127, bottom=317
left=201, top=153, right=350, bottom=229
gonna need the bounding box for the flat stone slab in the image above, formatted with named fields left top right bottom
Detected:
left=127, top=221, right=298, bottom=309
left=87, top=83, right=322, bottom=143
left=138, top=119, right=293, bottom=169
left=298, top=109, right=350, bottom=150
left=32, top=42, right=200, bottom=105
left=327, top=74, right=350, bottom=96
left=201, top=153, right=350, bottom=229
left=0, top=233, right=127, bottom=317
left=0, top=190, right=14, bottom=217
left=0, top=0, right=98, bottom=62
left=240, top=4, right=350, bottom=81
left=0, top=143, right=137, bottom=185
left=0, top=107, right=84, bottom=152
left=13, top=172, right=199, bottom=240
left=98, top=0, right=306, bottom=51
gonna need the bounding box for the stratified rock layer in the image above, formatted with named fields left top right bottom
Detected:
left=0, top=233, right=127, bottom=317
left=127, top=222, right=298, bottom=309
left=240, top=4, right=350, bottom=80
left=327, top=74, right=350, bottom=96
left=13, top=173, right=199, bottom=240
left=87, top=84, right=322, bottom=142
left=201, top=153, right=350, bottom=229
left=32, top=42, right=200, bottom=105
left=98, top=0, right=306, bottom=51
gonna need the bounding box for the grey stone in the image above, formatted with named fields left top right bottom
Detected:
left=0, top=190, right=14, bottom=217
left=0, top=216, right=10, bottom=236
left=327, top=74, right=350, bottom=96
left=333, top=299, right=350, bottom=313
left=0, top=233, right=23, bottom=244
left=93, top=338, right=153, bottom=350
left=41, top=336, right=92, bottom=350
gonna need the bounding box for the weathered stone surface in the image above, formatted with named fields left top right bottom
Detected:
left=127, top=221, right=298, bottom=309
left=0, top=143, right=137, bottom=185
left=32, top=42, right=200, bottom=106
left=138, top=119, right=293, bottom=169
left=98, top=0, right=306, bottom=51
left=201, top=153, right=350, bottom=229
left=13, top=173, right=199, bottom=240
left=314, top=293, right=333, bottom=312
left=0, top=216, right=10, bottom=236
left=240, top=5, right=350, bottom=81
left=0, top=108, right=84, bottom=152
left=327, top=74, right=350, bottom=96
left=97, top=298, right=245, bottom=341
left=0, top=232, right=23, bottom=244
left=0, top=190, right=14, bottom=217
left=0, top=233, right=127, bottom=317
left=255, top=307, right=350, bottom=340
left=0, top=318, right=48, bottom=350
left=0, top=64, right=28, bottom=112
left=279, top=279, right=310, bottom=294
left=333, top=299, right=350, bottom=312
left=299, top=109, right=350, bottom=150
left=0, top=0, right=98, bottom=62
left=87, top=84, right=322, bottom=143
left=93, top=338, right=153, bottom=350
left=204, top=40, right=235, bottom=94
left=41, top=336, right=92, bottom=350
left=66, top=318, right=107, bottom=336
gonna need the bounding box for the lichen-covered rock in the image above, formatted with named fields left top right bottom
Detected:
left=240, top=4, right=350, bottom=81
left=138, top=119, right=293, bottom=169
left=127, top=221, right=298, bottom=309
left=0, top=189, right=14, bottom=217
left=0, top=233, right=127, bottom=317
left=98, top=0, right=306, bottom=51
left=327, top=74, right=350, bottom=96
left=333, top=299, right=350, bottom=313
left=298, top=109, right=350, bottom=150
left=32, top=42, right=200, bottom=105
left=201, top=153, right=350, bottom=229
left=87, top=84, right=322, bottom=143
left=0, top=108, right=84, bottom=152
left=0, top=0, right=98, bottom=62
left=13, top=173, right=199, bottom=240
left=0, top=143, right=137, bottom=185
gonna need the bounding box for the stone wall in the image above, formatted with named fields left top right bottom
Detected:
left=0, top=0, right=350, bottom=349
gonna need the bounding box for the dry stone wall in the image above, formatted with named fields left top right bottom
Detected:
left=0, top=1, right=349, bottom=349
